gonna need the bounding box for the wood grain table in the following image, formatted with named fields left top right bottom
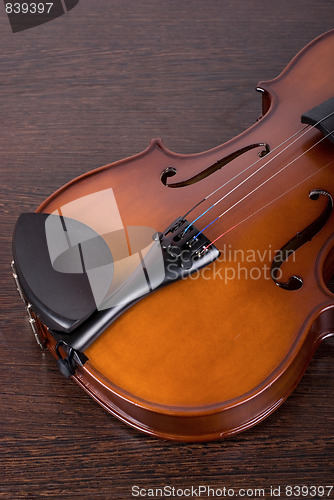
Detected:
left=0, top=1, right=333, bottom=498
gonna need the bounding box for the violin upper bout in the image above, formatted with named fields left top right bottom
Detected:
left=255, top=29, right=334, bottom=120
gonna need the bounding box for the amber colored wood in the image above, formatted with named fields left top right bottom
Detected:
left=2, top=0, right=334, bottom=496
left=35, top=29, right=334, bottom=441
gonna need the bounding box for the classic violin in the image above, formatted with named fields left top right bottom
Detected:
left=12, top=30, right=334, bottom=441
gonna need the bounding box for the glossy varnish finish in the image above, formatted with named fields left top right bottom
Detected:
left=36, top=30, right=334, bottom=440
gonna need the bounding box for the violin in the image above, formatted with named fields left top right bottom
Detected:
left=12, top=29, right=334, bottom=441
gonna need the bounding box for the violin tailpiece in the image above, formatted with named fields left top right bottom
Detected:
left=12, top=213, right=220, bottom=352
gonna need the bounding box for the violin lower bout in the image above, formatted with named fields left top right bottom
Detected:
left=67, top=316, right=330, bottom=442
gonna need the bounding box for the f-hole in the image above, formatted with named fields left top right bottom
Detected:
left=160, top=143, right=270, bottom=188
left=161, top=167, right=177, bottom=186
left=271, top=189, right=333, bottom=290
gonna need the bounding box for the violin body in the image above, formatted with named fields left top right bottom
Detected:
left=12, top=30, right=334, bottom=440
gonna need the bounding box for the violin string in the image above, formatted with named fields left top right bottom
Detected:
left=200, top=135, right=334, bottom=253
left=194, top=132, right=330, bottom=240
left=183, top=110, right=334, bottom=233
left=182, top=124, right=308, bottom=219
left=201, top=158, right=334, bottom=253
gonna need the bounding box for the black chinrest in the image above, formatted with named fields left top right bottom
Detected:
left=12, top=213, right=113, bottom=333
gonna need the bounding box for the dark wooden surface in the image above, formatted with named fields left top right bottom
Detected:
left=1, top=1, right=333, bottom=498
